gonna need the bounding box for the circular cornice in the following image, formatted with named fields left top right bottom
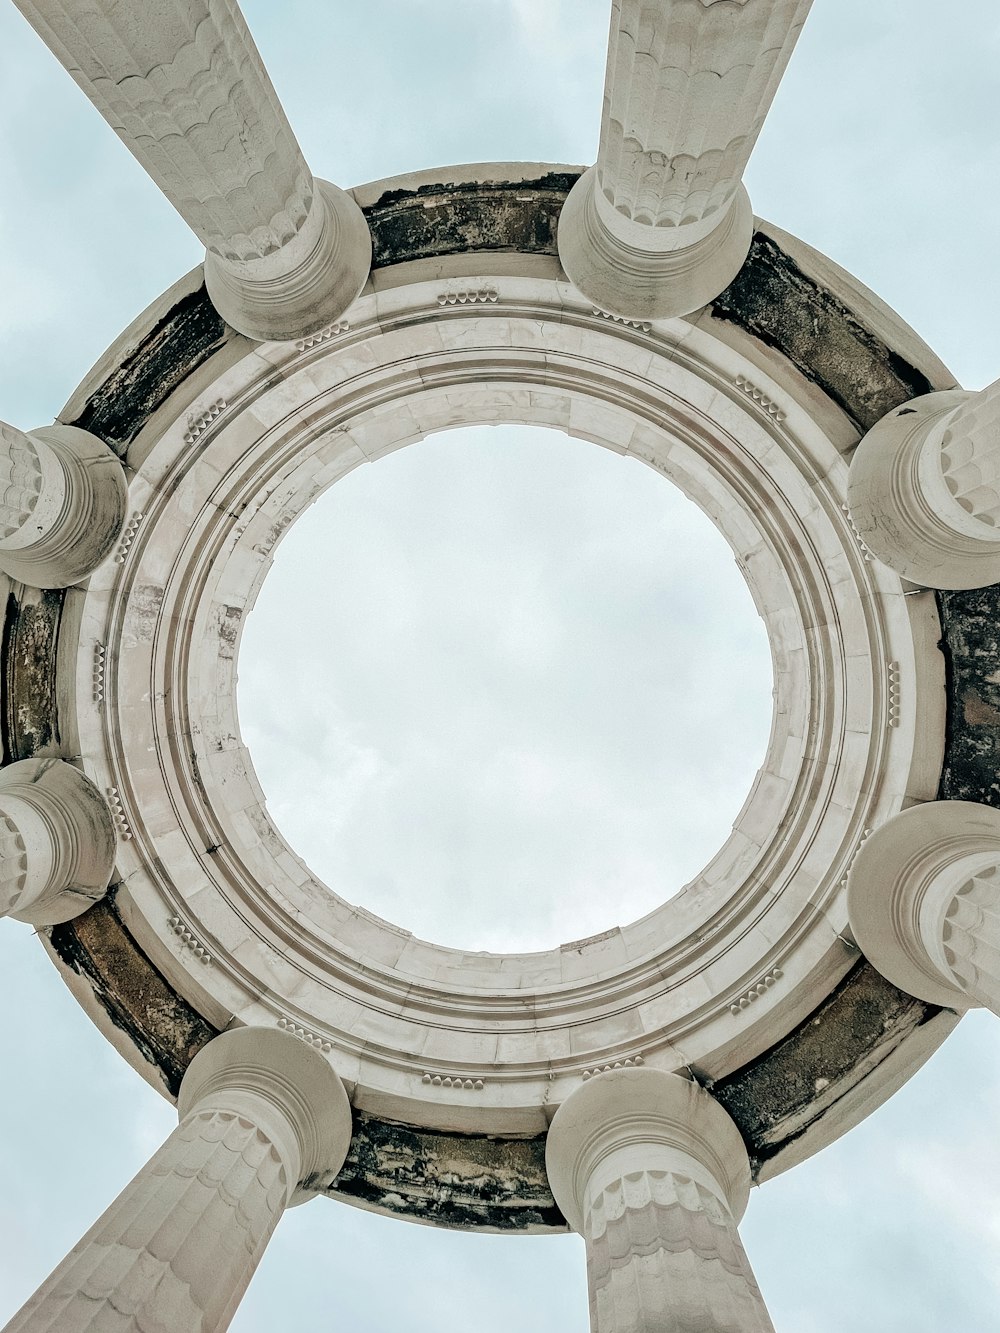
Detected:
left=69, top=211, right=939, bottom=1138
left=2, top=165, right=971, bottom=1230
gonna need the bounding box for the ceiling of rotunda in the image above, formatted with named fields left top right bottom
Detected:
left=1, top=3, right=1000, bottom=1332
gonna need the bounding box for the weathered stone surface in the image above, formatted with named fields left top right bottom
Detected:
left=938, top=586, right=1000, bottom=807
left=70, top=284, right=228, bottom=455
left=1, top=587, right=65, bottom=762
left=333, top=1113, right=558, bottom=1231
left=711, top=233, right=935, bottom=432
left=712, top=961, right=937, bottom=1169
left=48, top=891, right=217, bottom=1097
left=366, top=173, right=576, bottom=267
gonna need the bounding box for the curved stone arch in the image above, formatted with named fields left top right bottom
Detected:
left=1, top=167, right=972, bottom=1229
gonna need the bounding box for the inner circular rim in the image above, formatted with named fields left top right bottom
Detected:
left=71, top=277, right=927, bottom=1129
left=104, top=325, right=878, bottom=990
left=235, top=421, right=777, bottom=954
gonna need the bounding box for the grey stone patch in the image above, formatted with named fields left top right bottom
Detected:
left=47, top=889, right=218, bottom=1099
left=330, top=1111, right=561, bottom=1232
left=365, top=172, right=579, bottom=269
left=712, top=961, right=938, bottom=1173
left=711, top=232, right=935, bottom=432
left=937, top=586, right=1000, bottom=807
left=1, top=587, right=65, bottom=763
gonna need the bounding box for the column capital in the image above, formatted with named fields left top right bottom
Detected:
left=847, top=800, right=1000, bottom=1009
left=5, top=1027, right=353, bottom=1332
left=557, top=0, right=813, bottom=321
left=179, top=1026, right=353, bottom=1200
left=847, top=387, right=1000, bottom=589
left=14, top=0, right=372, bottom=343
left=546, top=1066, right=751, bottom=1235
left=0, top=759, right=116, bottom=926
left=203, top=178, right=371, bottom=344
left=558, top=166, right=753, bottom=324
left=0, top=422, right=127, bottom=589
left=546, top=1068, right=772, bottom=1331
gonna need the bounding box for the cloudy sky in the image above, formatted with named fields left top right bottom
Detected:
left=2, top=1, right=1000, bottom=1329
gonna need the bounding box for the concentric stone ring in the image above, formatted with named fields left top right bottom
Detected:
left=7, top=167, right=955, bottom=1227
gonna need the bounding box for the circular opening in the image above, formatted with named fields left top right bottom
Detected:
left=237, top=425, right=773, bottom=952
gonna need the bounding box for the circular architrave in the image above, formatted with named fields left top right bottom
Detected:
left=61, top=194, right=944, bottom=1146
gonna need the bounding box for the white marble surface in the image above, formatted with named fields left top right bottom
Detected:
left=52, top=190, right=947, bottom=1143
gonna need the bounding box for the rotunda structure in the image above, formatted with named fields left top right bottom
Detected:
left=2, top=1, right=999, bottom=1330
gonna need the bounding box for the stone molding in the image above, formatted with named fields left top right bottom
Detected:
left=13, top=0, right=371, bottom=342
left=847, top=386, right=1000, bottom=589
left=5, top=169, right=966, bottom=1225
left=61, top=203, right=942, bottom=1140
left=0, top=422, right=127, bottom=589
left=546, top=1068, right=774, bottom=1331
left=848, top=799, right=1000, bottom=1012
left=3, top=1027, right=352, bottom=1333
left=0, top=758, right=116, bottom=927
left=557, top=0, right=813, bottom=320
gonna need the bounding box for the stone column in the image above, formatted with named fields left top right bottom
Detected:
left=0, top=421, right=127, bottom=589
left=558, top=0, right=813, bottom=322
left=13, top=0, right=372, bottom=343
left=3, top=1027, right=353, bottom=1333
left=546, top=1067, right=774, bottom=1333
left=848, top=800, right=1000, bottom=1015
left=0, top=759, right=116, bottom=927
left=847, top=381, right=1000, bottom=589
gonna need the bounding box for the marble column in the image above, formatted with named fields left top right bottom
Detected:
left=0, top=759, right=116, bottom=927
left=546, top=1067, right=774, bottom=1333
left=0, top=421, right=127, bottom=589
left=2, top=1026, right=353, bottom=1333
left=13, top=0, right=372, bottom=343
left=558, top=0, right=813, bottom=322
left=848, top=800, right=1000, bottom=1015
left=847, top=380, right=1000, bottom=589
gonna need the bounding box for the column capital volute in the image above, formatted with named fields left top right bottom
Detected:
left=848, top=800, right=1000, bottom=1008
left=178, top=1026, right=353, bottom=1200
left=545, top=1067, right=751, bottom=1235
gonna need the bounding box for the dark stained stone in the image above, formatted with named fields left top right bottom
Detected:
left=1, top=587, right=66, bottom=764
left=70, top=283, right=228, bottom=455
left=711, top=233, right=936, bottom=433
left=366, top=172, right=579, bottom=268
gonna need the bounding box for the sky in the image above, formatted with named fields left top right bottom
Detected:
left=2, top=1, right=1000, bottom=1329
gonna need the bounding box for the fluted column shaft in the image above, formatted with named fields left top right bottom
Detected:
left=847, top=379, right=1000, bottom=589
left=558, top=0, right=813, bottom=321
left=0, top=759, right=116, bottom=927
left=3, top=1028, right=353, bottom=1333
left=13, top=0, right=371, bottom=341
left=0, top=421, right=127, bottom=589
left=848, top=800, right=1000, bottom=1015
left=546, top=1068, right=774, bottom=1333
